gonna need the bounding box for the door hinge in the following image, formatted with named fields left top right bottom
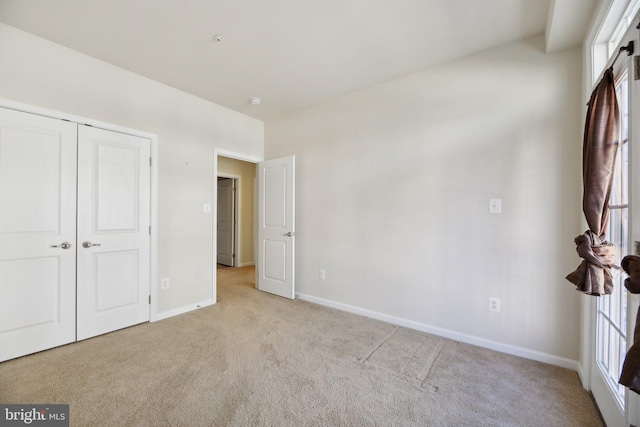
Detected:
left=149, top=295, right=151, bottom=304
left=149, top=157, right=152, bottom=167
left=149, top=225, right=151, bottom=235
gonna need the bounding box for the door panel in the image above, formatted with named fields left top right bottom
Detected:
left=77, top=126, right=150, bottom=341
left=0, top=126, right=63, bottom=234
left=0, top=107, right=77, bottom=362
left=96, top=143, right=139, bottom=231
left=1, top=257, right=61, bottom=330
left=95, top=251, right=140, bottom=311
left=217, top=178, right=235, bottom=266
left=264, top=240, right=286, bottom=281
left=257, top=156, right=295, bottom=299
left=264, top=167, right=286, bottom=226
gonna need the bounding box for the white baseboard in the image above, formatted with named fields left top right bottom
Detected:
left=151, top=298, right=214, bottom=322
left=296, top=292, right=579, bottom=372
left=237, top=262, right=255, bottom=267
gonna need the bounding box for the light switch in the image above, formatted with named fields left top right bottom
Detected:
left=489, top=199, right=501, bottom=214
left=203, top=203, right=211, bottom=213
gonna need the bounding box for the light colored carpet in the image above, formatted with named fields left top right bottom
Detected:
left=0, top=266, right=604, bottom=426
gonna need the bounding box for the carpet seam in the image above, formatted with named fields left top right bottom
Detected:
left=360, top=326, right=398, bottom=363
left=420, top=340, right=449, bottom=389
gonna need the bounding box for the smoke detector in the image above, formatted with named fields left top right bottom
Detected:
left=250, top=97, right=262, bottom=105
left=213, top=34, right=223, bottom=44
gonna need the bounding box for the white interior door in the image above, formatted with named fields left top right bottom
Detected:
left=591, top=58, right=640, bottom=427
left=217, top=178, right=235, bottom=266
left=0, top=107, right=77, bottom=362
left=257, top=156, right=295, bottom=299
left=76, top=125, right=151, bottom=341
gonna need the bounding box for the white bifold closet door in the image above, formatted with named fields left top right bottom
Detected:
left=0, top=108, right=78, bottom=362
left=0, top=108, right=151, bottom=362
left=76, top=125, right=150, bottom=341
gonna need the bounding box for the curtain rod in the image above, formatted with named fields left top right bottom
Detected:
left=586, top=41, right=635, bottom=106
left=610, top=40, right=635, bottom=69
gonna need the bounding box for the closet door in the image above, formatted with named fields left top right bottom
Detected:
left=76, top=126, right=151, bottom=340
left=0, top=108, right=78, bottom=362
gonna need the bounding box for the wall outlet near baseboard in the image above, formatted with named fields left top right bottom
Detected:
left=489, top=297, right=501, bottom=312
left=161, top=278, right=170, bottom=289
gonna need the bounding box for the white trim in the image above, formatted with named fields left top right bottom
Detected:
left=215, top=148, right=263, bottom=164
left=584, top=0, right=614, bottom=93
left=0, top=97, right=160, bottom=326
left=238, top=262, right=255, bottom=267
left=151, top=299, right=214, bottom=322
left=297, top=292, right=579, bottom=371
left=149, top=130, right=159, bottom=323
left=576, top=362, right=588, bottom=388
left=0, top=97, right=157, bottom=140
left=579, top=295, right=595, bottom=389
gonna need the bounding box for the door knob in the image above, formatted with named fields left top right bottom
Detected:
left=82, top=241, right=102, bottom=248
left=51, top=241, right=72, bottom=249
left=283, top=232, right=293, bottom=237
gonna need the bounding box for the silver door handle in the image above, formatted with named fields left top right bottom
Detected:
left=51, top=241, right=72, bottom=249
left=82, top=241, right=102, bottom=248
left=283, top=232, right=293, bottom=237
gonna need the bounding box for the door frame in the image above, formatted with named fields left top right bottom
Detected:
left=582, top=5, right=640, bottom=424
left=0, top=97, right=160, bottom=322
left=213, top=148, right=263, bottom=302
left=217, top=175, right=239, bottom=267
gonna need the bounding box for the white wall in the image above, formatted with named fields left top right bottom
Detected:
left=0, top=23, right=264, bottom=315
left=0, top=21, right=586, bottom=363
left=266, top=35, right=584, bottom=363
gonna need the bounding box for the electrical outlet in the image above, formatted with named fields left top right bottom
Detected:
left=489, top=297, right=501, bottom=312
left=161, top=278, right=170, bottom=289
left=319, top=269, right=326, bottom=280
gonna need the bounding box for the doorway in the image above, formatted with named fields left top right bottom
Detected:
left=217, top=177, right=236, bottom=267
left=215, top=154, right=258, bottom=293
left=213, top=151, right=296, bottom=301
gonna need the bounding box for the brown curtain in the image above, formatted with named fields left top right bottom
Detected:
left=566, top=67, right=619, bottom=296
left=619, top=255, right=640, bottom=394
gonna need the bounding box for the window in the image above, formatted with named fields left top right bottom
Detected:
left=595, top=69, right=629, bottom=409
left=591, top=0, right=640, bottom=85
left=608, top=0, right=640, bottom=58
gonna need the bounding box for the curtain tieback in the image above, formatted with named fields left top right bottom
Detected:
left=574, top=231, right=615, bottom=268
left=565, top=230, right=614, bottom=296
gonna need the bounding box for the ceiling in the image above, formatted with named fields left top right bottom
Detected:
left=0, top=0, right=597, bottom=121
